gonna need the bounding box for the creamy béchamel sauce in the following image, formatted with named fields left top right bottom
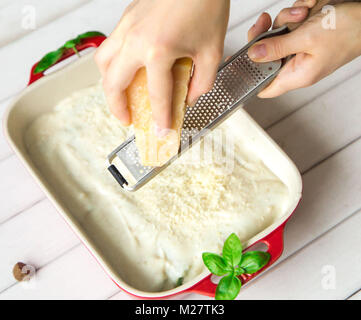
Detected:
left=25, top=83, right=289, bottom=292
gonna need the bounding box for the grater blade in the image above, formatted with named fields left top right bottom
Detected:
left=108, top=26, right=289, bottom=191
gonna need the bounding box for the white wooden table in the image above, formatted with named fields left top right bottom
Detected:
left=0, top=0, right=360, bottom=300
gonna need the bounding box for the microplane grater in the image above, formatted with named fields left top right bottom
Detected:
left=107, top=26, right=289, bottom=191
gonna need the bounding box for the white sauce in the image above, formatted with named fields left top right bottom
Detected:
left=25, top=83, right=289, bottom=292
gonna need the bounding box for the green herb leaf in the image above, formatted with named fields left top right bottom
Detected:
left=239, top=251, right=270, bottom=274
left=33, top=30, right=105, bottom=75
left=222, top=233, right=243, bottom=267
left=202, top=233, right=271, bottom=300
left=77, top=31, right=105, bottom=40
left=215, top=274, right=241, bottom=300
left=34, top=48, right=65, bottom=74
left=63, top=38, right=81, bottom=49
left=234, top=266, right=245, bottom=276
left=176, top=277, right=184, bottom=287
left=202, top=253, right=230, bottom=276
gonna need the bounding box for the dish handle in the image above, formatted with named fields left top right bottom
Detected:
left=28, top=35, right=106, bottom=85
left=188, top=222, right=286, bottom=298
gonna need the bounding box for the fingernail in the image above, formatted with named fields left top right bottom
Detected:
left=120, top=121, right=130, bottom=127
left=154, top=124, right=170, bottom=138
left=255, top=13, right=265, bottom=27
left=248, top=44, right=267, bottom=60
left=290, top=7, right=303, bottom=15
left=119, top=116, right=131, bottom=127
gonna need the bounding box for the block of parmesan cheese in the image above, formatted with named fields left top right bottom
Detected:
left=126, top=58, right=193, bottom=167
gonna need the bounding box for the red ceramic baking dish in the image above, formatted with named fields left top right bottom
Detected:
left=3, top=36, right=302, bottom=299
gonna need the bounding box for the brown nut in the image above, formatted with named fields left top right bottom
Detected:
left=12, top=262, right=33, bottom=282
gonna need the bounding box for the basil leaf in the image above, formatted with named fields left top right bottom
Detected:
left=33, top=31, right=105, bottom=75
left=64, top=38, right=80, bottom=49
left=222, top=233, right=243, bottom=267
left=215, top=274, right=241, bottom=300
left=77, top=31, right=105, bottom=40
left=202, top=253, right=230, bottom=276
left=34, top=48, right=65, bottom=74
left=239, top=251, right=270, bottom=274
left=176, top=277, right=184, bottom=287
left=234, top=266, right=245, bottom=276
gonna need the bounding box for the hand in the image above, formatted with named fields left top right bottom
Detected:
left=247, top=1, right=361, bottom=98
left=95, top=0, right=230, bottom=132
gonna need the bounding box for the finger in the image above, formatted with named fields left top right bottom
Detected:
left=273, top=6, right=309, bottom=29
left=186, top=50, right=222, bottom=107
left=293, top=0, right=317, bottom=8
left=146, top=61, right=174, bottom=135
left=248, top=28, right=310, bottom=62
left=103, top=54, right=140, bottom=125
left=248, top=12, right=272, bottom=42
left=95, top=10, right=133, bottom=76
left=94, top=37, right=123, bottom=77
left=258, top=53, right=316, bottom=98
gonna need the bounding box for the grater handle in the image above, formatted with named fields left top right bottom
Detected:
left=188, top=223, right=286, bottom=298
left=286, top=0, right=361, bottom=31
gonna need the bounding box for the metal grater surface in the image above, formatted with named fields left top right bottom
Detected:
left=108, top=26, right=288, bottom=191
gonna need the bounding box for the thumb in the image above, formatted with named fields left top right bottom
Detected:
left=248, top=31, right=306, bottom=62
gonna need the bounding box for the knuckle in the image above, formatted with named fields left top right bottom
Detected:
left=146, top=44, right=169, bottom=63
left=122, top=28, right=140, bottom=48
left=279, top=8, right=288, bottom=16
left=126, top=26, right=141, bottom=39
left=204, top=48, right=223, bottom=64
left=310, top=0, right=317, bottom=7
left=271, top=39, right=286, bottom=59
left=94, top=49, right=105, bottom=66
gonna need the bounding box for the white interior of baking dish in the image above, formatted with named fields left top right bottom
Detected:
left=4, top=52, right=302, bottom=298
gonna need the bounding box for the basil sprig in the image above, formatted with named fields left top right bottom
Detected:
left=34, top=31, right=105, bottom=74
left=202, top=233, right=270, bottom=300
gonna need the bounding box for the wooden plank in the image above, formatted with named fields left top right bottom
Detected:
left=0, top=156, right=44, bottom=224
left=0, top=97, right=15, bottom=161
left=348, top=290, right=361, bottom=300
left=232, top=210, right=361, bottom=299
left=0, top=245, right=118, bottom=300
left=267, top=71, right=361, bottom=173
left=0, top=199, right=79, bottom=291
left=245, top=57, right=361, bottom=129
left=282, top=138, right=361, bottom=261
left=228, top=0, right=281, bottom=29
left=0, top=0, right=91, bottom=47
